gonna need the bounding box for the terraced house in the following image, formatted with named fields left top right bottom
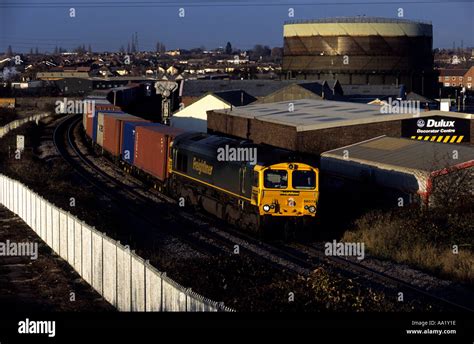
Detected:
left=438, top=66, right=474, bottom=89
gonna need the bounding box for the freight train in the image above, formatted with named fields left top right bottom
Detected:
left=82, top=96, right=319, bottom=236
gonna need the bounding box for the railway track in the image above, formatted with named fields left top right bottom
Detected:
left=53, top=114, right=474, bottom=312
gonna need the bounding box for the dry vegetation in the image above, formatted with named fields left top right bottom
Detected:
left=344, top=166, right=474, bottom=285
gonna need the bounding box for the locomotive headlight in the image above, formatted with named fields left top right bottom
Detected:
left=263, top=204, right=270, bottom=212
left=308, top=206, right=316, bottom=213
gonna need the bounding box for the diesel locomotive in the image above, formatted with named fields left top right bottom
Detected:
left=168, top=133, right=319, bottom=234
left=82, top=97, right=319, bottom=236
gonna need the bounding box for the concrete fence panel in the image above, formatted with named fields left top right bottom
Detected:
left=117, top=245, right=132, bottom=312
left=73, top=220, right=82, bottom=275
left=9, top=180, right=13, bottom=211
left=162, top=276, right=187, bottom=312
left=130, top=253, right=146, bottom=312
left=59, top=211, right=68, bottom=260
left=9, top=180, right=15, bottom=211
left=103, top=237, right=118, bottom=308
left=187, top=294, right=211, bottom=312
left=18, top=184, right=24, bottom=222
left=13, top=181, right=19, bottom=215
left=30, top=193, right=37, bottom=231
left=145, top=264, right=162, bottom=312
left=40, top=198, right=47, bottom=241
left=51, top=207, right=60, bottom=254
left=33, top=194, right=39, bottom=234
left=67, top=216, right=75, bottom=266
left=81, top=225, right=93, bottom=285
left=45, top=203, right=53, bottom=247
left=26, top=187, right=32, bottom=227
left=0, top=176, right=4, bottom=203
left=91, top=229, right=104, bottom=295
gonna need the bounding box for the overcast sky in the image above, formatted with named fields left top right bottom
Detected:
left=1, top=0, right=473, bottom=53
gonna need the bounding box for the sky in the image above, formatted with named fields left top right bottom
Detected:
left=0, top=0, right=473, bottom=53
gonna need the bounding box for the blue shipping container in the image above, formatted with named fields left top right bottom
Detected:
left=122, top=121, right=163, bottom=164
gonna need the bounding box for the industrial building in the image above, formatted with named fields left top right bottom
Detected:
left=179, top=80, right=322, bottom=106
left=171, top=90, right=256, bottom=132
left=282, top=17, right=437, bottom=96
left=320, top=136, right=474, bottom=205
left=254, top=81, right=336, bottom=104
left=207, top=99, right=473, bottom=155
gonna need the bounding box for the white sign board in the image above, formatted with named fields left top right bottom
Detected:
left=440, top=100, right=450, bottom=112
left=16, top=135, right=25, bottom=152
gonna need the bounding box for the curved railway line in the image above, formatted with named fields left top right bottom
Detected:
left=52, top=114, right=474, bottom=312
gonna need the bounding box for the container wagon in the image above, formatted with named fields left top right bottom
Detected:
left=99, top=112, right=148, bottom=158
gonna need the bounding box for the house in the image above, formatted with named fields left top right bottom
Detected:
left=170, top=90, right=256, bottom=132
left=438, top=68, right=474, bottom=89
left=166, top=65, right=180, bottom=76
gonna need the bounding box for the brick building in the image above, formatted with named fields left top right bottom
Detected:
left=438, top=66, right=474, bottom=89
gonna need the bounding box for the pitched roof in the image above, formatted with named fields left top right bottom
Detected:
left=439, top=69, right=468, bottom=77
left=182, top=80, right=317, bottom=98
left=213, top=90, right=257, bottom=106
left=340, top=84, right=404, bottom=97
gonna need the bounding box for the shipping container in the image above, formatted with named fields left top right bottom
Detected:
left=0, top=98, right=16, bottom=108
left=101, top=113, right=148, bottom=157
left=83, top=98, right=113, bottom=139
left=85, top=102, right=122, bottom=141
left=122, top=122, right=163, bottom=165
left=134, top=125, right=185, bottom=181
left=92, top=107, right=123, bottom=142
left=110, top=84, right=140, bottom=107
left=97, top=111, right=105, bottom=147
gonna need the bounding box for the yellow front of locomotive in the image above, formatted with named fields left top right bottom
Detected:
left=251, top=163, right=319, bottom=217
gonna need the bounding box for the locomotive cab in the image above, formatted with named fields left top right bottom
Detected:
left=252, top=163, right=319, bottom=217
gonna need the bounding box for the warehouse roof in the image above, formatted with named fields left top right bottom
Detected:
left=213, top=99, right=474, bottom=132
left=212, top=99, right=424, bottom=132
left=340, top=84, right=404, bottom=97
left=321, top=136, right=474, bottom=173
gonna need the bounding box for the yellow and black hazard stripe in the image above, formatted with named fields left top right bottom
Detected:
left=410, top=135, right=465, bottom=143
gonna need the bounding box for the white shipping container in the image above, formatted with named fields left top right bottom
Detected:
left=97, top=112, right=105, bottom=147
